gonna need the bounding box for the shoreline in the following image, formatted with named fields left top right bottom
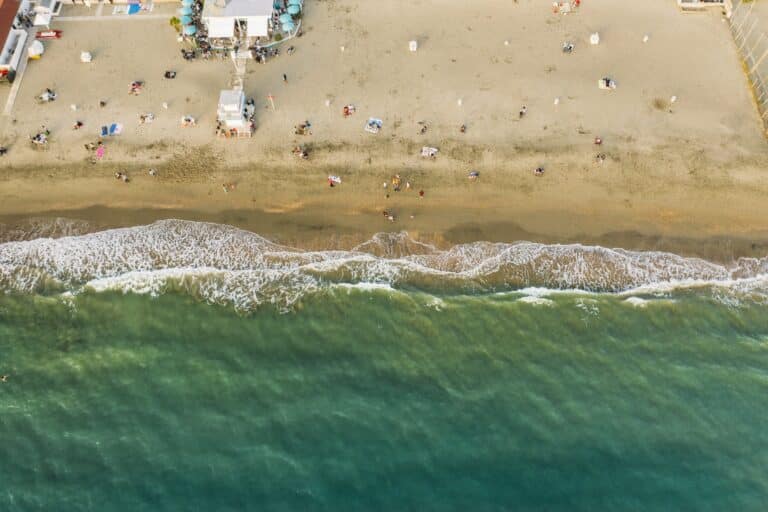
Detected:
left=2, top=139, right=768, bottom=263
left=3, top=206, right=768, bottom=264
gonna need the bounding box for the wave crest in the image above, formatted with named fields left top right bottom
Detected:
left=1, top=219, right=767, bottom=310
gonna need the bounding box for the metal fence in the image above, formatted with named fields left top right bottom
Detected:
left=729, top=0, right=768, bottom=133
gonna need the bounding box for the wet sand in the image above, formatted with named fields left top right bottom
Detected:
left=2, top=139, right=768, bottom=262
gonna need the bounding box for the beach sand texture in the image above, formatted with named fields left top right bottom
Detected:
left=1, top=0, right=767, bottom=252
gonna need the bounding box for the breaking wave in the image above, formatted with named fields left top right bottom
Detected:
left=1, top=219, right=767, bottom=311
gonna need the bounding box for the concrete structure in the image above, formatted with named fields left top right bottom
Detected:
left=202, top=0, right=272, bottom=41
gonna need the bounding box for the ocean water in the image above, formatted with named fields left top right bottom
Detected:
left=1, top=220, right=768, bottom=511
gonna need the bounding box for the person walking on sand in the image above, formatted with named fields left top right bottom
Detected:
left=283, top=73, right=288, bottom=83
left=519, top=106, right=527, bottom=119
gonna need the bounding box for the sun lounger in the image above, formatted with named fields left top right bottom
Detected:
left=421, top=146, right=438, bottom=158
left=598, top=78, right=616, bottom=90
left=365, top=118, right=383, bottom=134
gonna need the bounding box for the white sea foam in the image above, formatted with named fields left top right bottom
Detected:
left=1, top=219, right=767, bottom=311
left=517, top=296, right=555, bottom=307
left=624, top=297, right=649, bottom=308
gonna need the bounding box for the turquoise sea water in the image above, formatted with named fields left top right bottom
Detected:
left=1, top=220, right=768, bottom=510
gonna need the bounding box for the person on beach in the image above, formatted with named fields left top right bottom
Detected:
left=73, top=121, right=83, bottom=130
left=460, top=124, right=467, bottom=133
left=283, top=73, right=288, bottom=83
left=0, top=147, right=7, bottom=156
left=534, top=167, right=545, bottom=176
left=419, top=189, right=424, bottom=198
left=519, top=106, right=527, bottom=119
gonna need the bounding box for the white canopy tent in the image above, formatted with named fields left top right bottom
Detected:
left=202, top=0, right=272, bottom=40
left=206, top=17, right=235, bottom=38
left=246, top=16, right=268, bottom=37
left=33, top=13, right=52, bottom=27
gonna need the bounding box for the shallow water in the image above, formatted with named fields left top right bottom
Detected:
left=1, top=221, right=768, bottom=510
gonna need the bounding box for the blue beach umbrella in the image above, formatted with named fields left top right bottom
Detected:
left=281, top=20, right=295, bottom=32
left=180, top=0, right=193, bottom=6
left=178, top=6, right=192, bottom=15
left=180, top=14, right=192, bottom=24
left=278, top=13, right=292, bottom=23
left=288, top=0, right=301, bottom=5
left=183, top=24, right=197, bottom=35
left=287, top=4, right=300, bottom=15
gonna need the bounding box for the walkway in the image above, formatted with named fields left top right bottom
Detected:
left=55, top=13, right=169, bottom=21
left=2, top=30, right=33, bottom=116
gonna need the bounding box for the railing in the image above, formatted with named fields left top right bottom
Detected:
left=729, top=0, right=768, bottom=134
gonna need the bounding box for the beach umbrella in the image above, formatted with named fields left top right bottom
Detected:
left=287, top=4, right=300, bottom=15
left=278, top=13, right=292, bottom=23
left=288, top=0, right=302, bottom=5
left=178, top=6, right=192, bottom=15
left=180, top=14, right=192, bottom=24
left=180, top=0, right=193, bottom=6
left=282, top=20, right=295, bottom=32
left=183, top=24, right=197, bottom=35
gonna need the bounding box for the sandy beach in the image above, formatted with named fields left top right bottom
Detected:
left=1, top=0, right=767, bottom=257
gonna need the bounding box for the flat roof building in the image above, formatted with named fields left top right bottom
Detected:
left=202, top=0, right=272, bottom=40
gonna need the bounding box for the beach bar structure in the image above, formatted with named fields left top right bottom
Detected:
left=0, top=0, right=27, bottom=82
left=217, top=89, right=253, bottom=137
left=202, top=0, right=272, bottom=45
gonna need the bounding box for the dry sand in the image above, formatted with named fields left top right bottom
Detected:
left=1, top=0, right=767, bottom=257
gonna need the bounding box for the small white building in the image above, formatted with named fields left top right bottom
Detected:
left=217, top=89, right=253, bottom=137
left=202, top=0, right=272, bottom=42
left=0, top=0, right=27, bottom=82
